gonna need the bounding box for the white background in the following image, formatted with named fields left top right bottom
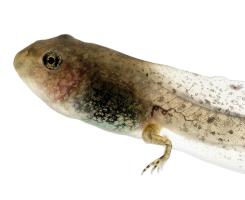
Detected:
left=1, top=0, right=245, bottom=199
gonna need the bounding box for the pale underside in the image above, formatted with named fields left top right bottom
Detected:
left=162, top=129, right=245, bottom=173
left=155, top=64, right=245, bottom=117
left=131, top=127, right=245, bottom=173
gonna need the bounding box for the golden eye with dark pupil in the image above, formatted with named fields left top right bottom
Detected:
left=47, top=57, right=55, bottom=64
left=42, top=51, right=62, bottom=70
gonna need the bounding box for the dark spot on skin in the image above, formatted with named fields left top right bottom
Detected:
left=181, top=104, right=186, bottom=108
left=218, top=138, right=224, bottom=142
left=211, top=131, right=216, bottom=135
left=207, top=116, right=215, bottom=123
left=158, top=96, right=164, bottom=102
left=172, top=89, right=176, bottom=94
left=168, top=113, right=173, bottom=117
left=197, top=125, right=202, bottom=129
left=151, top=105, right=161, bottom=116
left=160, top=109, right=168, bottom=115
left=177, top=83, right=182, bottom=88
left=151, top=105, right=170, bottom=116
left=205, top=99, right=211, bottom=105
left=228, top=130, right=233, bottom=134
left=145, top=73, right=148, bottom=77
left=230, top=84, right=243, bottom=90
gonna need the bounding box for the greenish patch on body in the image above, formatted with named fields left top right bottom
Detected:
left=73, top=77, right=146, bottom=132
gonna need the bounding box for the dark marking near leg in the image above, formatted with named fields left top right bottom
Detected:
left=207, top=116, right=215, bottom=123
left=150, top=105, right=195, bottom=123
left=228, top=130, right=233, bottom=134
left=151, top=105, right=169, bottom=116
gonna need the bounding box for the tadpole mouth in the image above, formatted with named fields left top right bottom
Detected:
left=14, top=47, right=30, bottom=71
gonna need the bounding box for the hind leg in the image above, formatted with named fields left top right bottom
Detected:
left=141, top=124, right=172, bottom=174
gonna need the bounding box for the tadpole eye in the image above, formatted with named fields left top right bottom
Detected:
left=42, top=51, right=62, bottom=70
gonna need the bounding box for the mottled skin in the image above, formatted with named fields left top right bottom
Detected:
left=14, top=34, right=245, bottom=173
